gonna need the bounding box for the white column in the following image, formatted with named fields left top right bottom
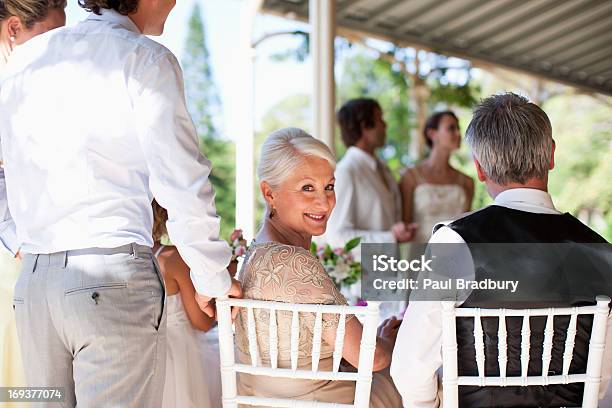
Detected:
left=234, top=0, right=262, bottom=241
left=310, top=0, right=336, bottom=154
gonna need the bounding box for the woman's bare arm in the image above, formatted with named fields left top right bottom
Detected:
left=167, top=248, right=216, bottom=332
left=399, top=170, right=418, bottom=224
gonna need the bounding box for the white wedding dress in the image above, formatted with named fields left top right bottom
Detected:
left=409, top=167, right=467, bottom=242
left=157, top=247, right=222, bottom=408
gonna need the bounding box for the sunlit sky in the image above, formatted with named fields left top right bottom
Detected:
left=65, top=0, right=311, bottom=140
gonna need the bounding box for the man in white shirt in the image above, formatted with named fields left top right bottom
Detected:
left=0, top=0, right=240, bottom=406
left=322, top=98, right=416, bottom=255
left=391, top=93, right=611, bottom=407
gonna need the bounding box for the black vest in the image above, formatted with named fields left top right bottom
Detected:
left=445, top=205, right=610, bottom=408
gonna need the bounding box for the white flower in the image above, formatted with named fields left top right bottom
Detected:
left=328, top=260, right=350, bottom=282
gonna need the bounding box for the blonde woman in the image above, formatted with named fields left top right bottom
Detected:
left=235, top=128, right=402, bottom=407
left=152, top=200, right=223, bottom=408
left=1, top=0, right=66, bottom=68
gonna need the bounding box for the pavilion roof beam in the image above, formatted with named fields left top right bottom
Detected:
left=337, top=0, right=364, bottom=19
left=569, top=49, right=612, bottom=74
left=392, top=0, right=451, bottom=34
left=468, top=0, right=570, bottom=52
left=427, top=0, right=518, bottom=41
left=551, top=38, right=612, bottom=71
left=576, top=56, right=612, bottom=81
left=420, top=0, right=494, bottom=41
left=260, top=0, right=612, bottom=95
left=533, top=18, right=612, bottom=62
left=336, top=15, right=612, bottom=96
left=484, top=0, right=607, bottom=57
left=361, top=0, right=406, bottom=27
left=509, top=3, right=612, bottom=58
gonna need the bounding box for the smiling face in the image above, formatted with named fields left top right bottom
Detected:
left=430, top=114, right=461, bottom=151
left=262, top=155, right=336, bottom=237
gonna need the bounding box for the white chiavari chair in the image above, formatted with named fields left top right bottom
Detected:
left=217, top=297, right=380, bottom=408
left=441, top=295, right=611, bottom=408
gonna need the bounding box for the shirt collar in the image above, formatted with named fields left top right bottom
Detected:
left=86, top=8, right=141, bottom=34
left=494, top=188, right=557, bottom=212
left=345, top=146, right=379, bottom=172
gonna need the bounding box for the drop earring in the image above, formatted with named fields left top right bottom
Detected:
left=269, top=207, right=276, bottom=219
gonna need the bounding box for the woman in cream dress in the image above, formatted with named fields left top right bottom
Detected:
left=235, top=128, right=402, bottom=407
left=400, top=111, right=474, bottom=242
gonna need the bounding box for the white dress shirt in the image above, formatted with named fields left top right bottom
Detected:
left=0, top=166, right=18, bottom=256
left=320, top=146, right=401, bottom=252
left=390, top=188, right=612, bottom=407
left=0, top=10, right=232, bottom=296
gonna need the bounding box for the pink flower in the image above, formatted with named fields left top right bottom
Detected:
left=356, top=299, right=368, bottom=307
left=333, top=248, right=344, bottom=256
left=230, top=229, right=242, bottom=242
left=235, top=246, right=246, bottom=257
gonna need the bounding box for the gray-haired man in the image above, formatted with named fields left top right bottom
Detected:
left=391, top=93, right=611, bottom=407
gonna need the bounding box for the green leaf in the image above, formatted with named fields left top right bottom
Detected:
left=310, top=241, right=318, bottom=255
left=344, top=237, right=362, bottom=252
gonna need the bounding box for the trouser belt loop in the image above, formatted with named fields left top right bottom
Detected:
left=48, top=251, right=68, bottom=269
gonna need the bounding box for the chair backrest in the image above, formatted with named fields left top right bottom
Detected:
left=216, top=297, right=380, bottom=408
left=441, top=295, right=611, bottom=408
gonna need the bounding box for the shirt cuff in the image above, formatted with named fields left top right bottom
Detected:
left=190, top=268, right=232, bottom=298
left=0, top=223, right=20, bottom=256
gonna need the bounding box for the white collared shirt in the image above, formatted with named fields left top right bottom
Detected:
left=0, top=9, right=231, bottom=296
left=391, top=188, right=612, bottom=407
left=320, top=146, right=401, bottom=251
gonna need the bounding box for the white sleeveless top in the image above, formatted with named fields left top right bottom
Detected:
left=410, top=167, right=467, bottom=243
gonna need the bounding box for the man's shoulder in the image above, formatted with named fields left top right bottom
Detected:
left=335, top=154, right=364, bottom=174
left=431, top=206, right=490, bottom=235
left=72, top=18, right=175, bottom=61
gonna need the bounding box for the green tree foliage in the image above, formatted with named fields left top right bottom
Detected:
left=181, top=3, right=235, bottom=240
left=183, top=3, right=219, bottom=138
left=545, top=95, right=612, bottom=240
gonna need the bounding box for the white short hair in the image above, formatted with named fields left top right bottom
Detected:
left=257, top=127, right=336, bottom=189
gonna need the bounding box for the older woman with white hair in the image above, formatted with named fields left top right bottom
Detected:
left=234, top=127, right=402, bottom=407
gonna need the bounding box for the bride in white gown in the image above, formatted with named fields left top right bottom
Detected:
left=152, top=201, right=223, bottom=408
left=400, top=111, right=474, bottom=242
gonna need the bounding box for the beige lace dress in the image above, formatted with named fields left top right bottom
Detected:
left=235, top=241, right=402, bottom=407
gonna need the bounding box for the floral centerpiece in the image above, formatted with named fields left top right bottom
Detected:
left=310, top=237, right=363, bottom=304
